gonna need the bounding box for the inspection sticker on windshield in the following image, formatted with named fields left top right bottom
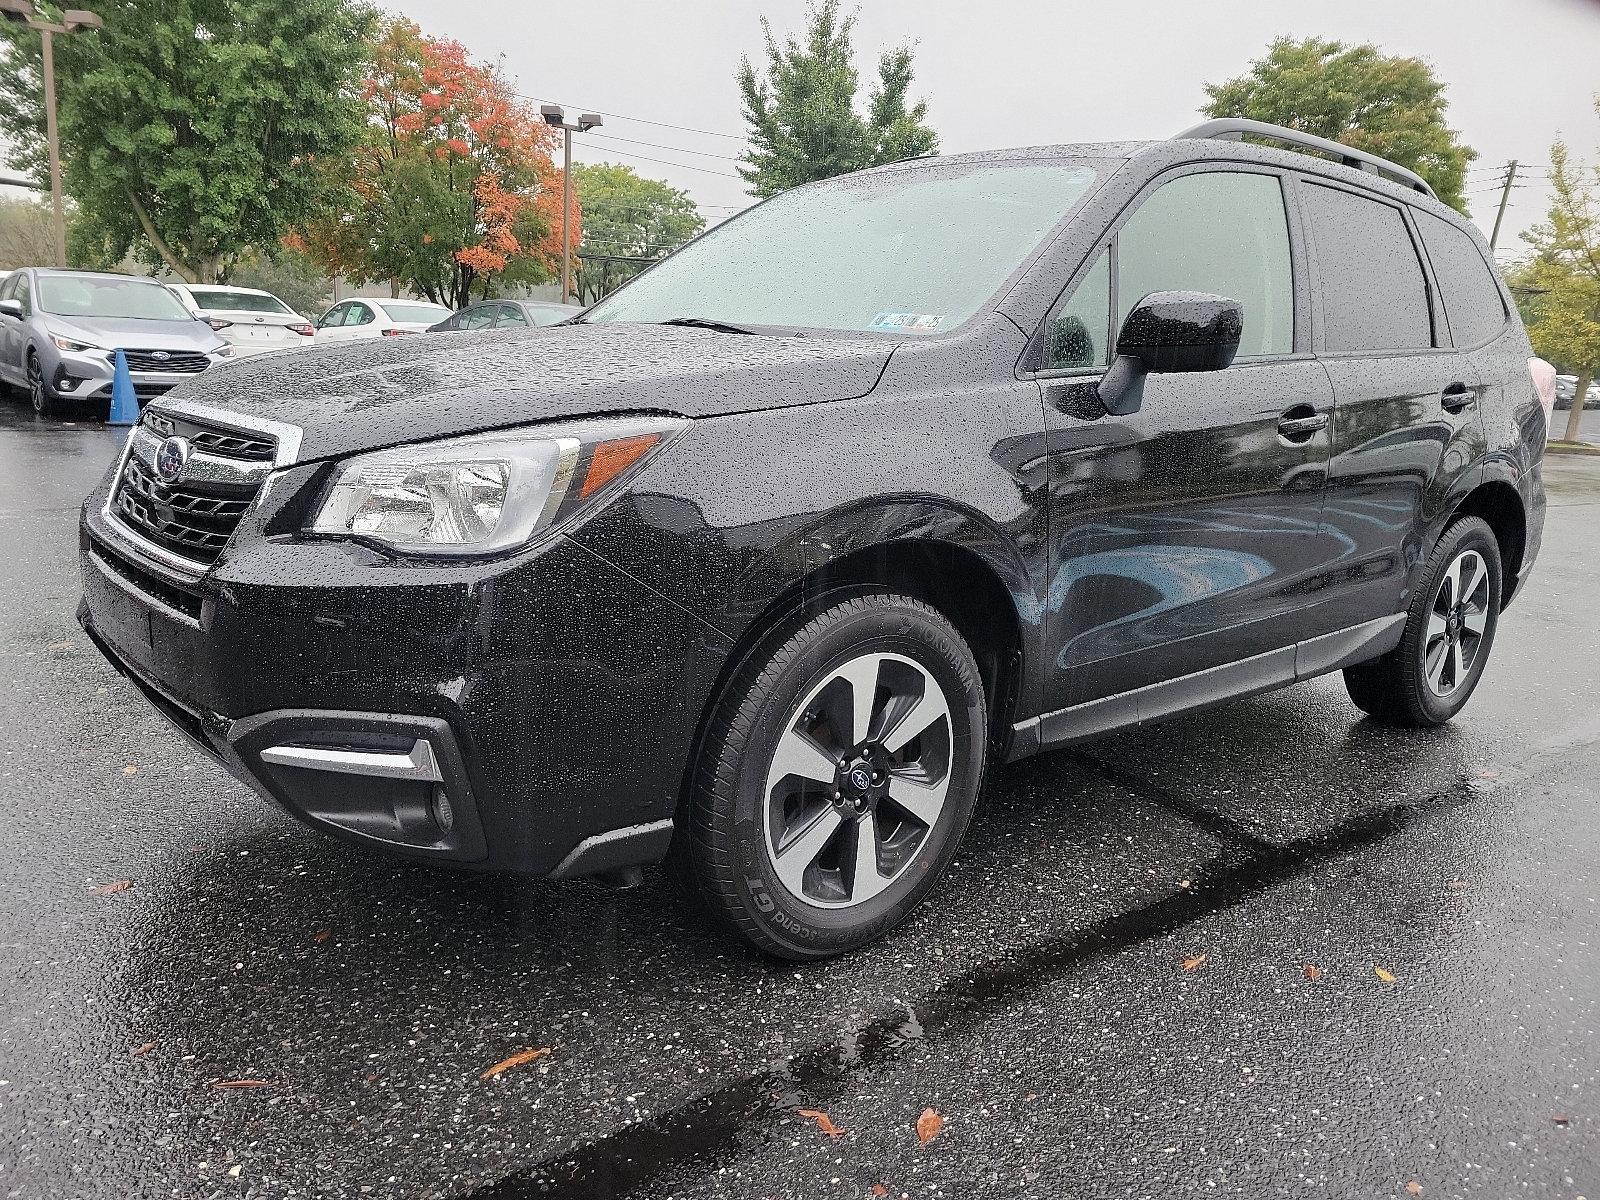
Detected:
left=870, top=311, right=944, bottom=332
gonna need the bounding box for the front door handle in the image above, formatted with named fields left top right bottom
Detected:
left=1277, top=407, right=1329, bottom=441
left=1441, top=381, right=1475, bottom=412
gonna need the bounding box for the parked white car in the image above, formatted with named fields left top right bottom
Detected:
left=168, top=283, right=315, bottom=357
left=313, top=297, right=453, bottom=344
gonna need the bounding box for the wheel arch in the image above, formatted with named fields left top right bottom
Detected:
left=1446, top=477, right=1527, bottom=610
left=676, top=519, right=1038, bottom=825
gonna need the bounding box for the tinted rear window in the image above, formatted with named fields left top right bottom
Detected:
left=189, top=289, right=292, bottom=314
left=1414, top=209, right=1508, bottom=348
left=1301, top=183, right=1432, bottom=352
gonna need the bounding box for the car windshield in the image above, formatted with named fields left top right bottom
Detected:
left=381, top=301, right=452, bottom=322
left=37, top=276, right=192, bottom=321
left=190, top=289, right=292, bottom=314
left=584, top=159, right=1101, bottom=335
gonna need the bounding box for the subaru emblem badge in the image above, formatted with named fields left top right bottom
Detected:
left=154, top=435, right=191, bottom=484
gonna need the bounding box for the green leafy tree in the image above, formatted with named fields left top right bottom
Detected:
left=737, top=0, right=937, bottom=198
left=1203, top=37, right=1476, bottom=213
left=0, top=0, right=376, bottom=282
left=1514, top=125, right=1600, bottom=443
left=229, top=246, right=332, bottom=318
left=571, top=162, right=704, bottom=303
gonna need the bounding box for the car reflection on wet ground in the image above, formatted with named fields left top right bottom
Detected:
left=1, top=404, right=1596, bottom=1199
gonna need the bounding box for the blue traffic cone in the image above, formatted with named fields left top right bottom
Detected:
left=107, top=348, right=139, bottom=426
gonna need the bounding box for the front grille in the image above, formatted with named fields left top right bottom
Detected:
left=110, top=414, right=273, bottom=567
left=145, top=410, right=275, bottom=460
left=121, top=349, right=210, bottom=373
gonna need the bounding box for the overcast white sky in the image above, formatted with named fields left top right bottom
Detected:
left=393, top=0, right=1600, bottom=257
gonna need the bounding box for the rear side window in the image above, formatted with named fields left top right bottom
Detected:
left=1414, top=209, right=1508, bottom=348
left=1116, top=171, right=1294, bottom=358
left=1302, top=183, right=1431, bottom=352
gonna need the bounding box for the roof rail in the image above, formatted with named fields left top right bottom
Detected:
left=1173, top=118, right=1436, bottom=200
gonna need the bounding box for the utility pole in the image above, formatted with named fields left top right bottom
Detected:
left=540, top=105, right=602, bottom=305
left=0, top=3, right=103, bottom=269
left=1490, top=159, right=1519, bottom=252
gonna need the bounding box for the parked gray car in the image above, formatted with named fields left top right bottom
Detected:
left=0, top=269, right=232, bottom=418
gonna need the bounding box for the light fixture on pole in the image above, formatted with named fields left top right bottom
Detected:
left=0, top=1, right=103, bottom=268
left=540, top=104, right=602, bottom=305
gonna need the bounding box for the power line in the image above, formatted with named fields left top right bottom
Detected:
left=587, top=130, right=742, bottom=163
left=576, top=141, right=745, bottom=180
left=517, top=91, right=744, bottom=141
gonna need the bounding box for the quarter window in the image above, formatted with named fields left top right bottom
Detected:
left=1044, top=251, right=1111, bottom=370
left=1414, top=209, right=1508, bottom=348
left=1302, top=183, right=1432, bottom=352
left=1117, top=171, right=1294, bottom=358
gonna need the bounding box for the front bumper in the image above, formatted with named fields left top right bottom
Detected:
left=77, top=472, right=729, bottom=877
left=51, top=347, right=224, bottom=405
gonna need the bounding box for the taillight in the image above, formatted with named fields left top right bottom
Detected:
left=204, top=317, right=233, bottom=330
left=1530, top=357, right=1557, bottom=423
left=381, top=327, right=410, bottom=337
left=289, top=323, right=315, bottom=337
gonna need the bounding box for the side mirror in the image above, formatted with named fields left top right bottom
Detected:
left=0, top=298, right=21, bottom=319
left=1097, top=291, right=1243, bottom=416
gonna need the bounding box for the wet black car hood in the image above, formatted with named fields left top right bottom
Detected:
left=162, top=323, right=899, bottom=462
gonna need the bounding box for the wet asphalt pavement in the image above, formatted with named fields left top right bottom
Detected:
left=1, top=401, right=1597, bottom=1200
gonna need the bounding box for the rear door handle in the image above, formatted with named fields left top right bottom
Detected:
left=1441, top=381, right=1475, bottom=412
left=1277, top=408, right=1329, bottom=440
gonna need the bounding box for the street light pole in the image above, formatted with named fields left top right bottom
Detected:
left=0, top=3, right=103, bottom=269
left=540, top=105, right=602, bottom=305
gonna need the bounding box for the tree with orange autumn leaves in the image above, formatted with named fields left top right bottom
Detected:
left=293, top=18, right=574, bottom=309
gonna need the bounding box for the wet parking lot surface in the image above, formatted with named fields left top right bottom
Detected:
left=1, top=403, right=1597, bottom=1199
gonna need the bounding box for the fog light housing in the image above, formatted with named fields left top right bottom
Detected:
left=431, top=786, right=454, bottom=834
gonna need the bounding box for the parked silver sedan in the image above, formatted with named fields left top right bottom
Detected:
left=0, top=269, right=232, bottom=418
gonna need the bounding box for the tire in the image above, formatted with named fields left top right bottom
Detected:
left=26, top=352, right=54, bottom=417
left=685, top=592, right=987, bottom=960
left=1344, top=516, right=1502, bottom=727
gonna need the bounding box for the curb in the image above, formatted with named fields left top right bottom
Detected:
left=1546, top=440, right=1600, bottom=457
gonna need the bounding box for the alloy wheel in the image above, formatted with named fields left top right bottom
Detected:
left=27, top=358, right=45, bottom=414
left=762, top=651, right=953, bottom=909
left=1424, top=548, right=1490, bottom=696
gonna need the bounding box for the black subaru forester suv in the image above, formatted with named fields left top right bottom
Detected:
left=79, top=120, right=1546, bottom=959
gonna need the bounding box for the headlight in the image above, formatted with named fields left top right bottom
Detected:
left=51, top=334, right=101, bottom=353
left=306, top=416, right=686, bottom=556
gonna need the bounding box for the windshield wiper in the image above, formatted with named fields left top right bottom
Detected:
left=657, top=316, right=758, bottom=335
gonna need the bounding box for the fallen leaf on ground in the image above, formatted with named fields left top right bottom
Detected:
left=1476, top=769, right=1501, bottom=780
left=479, top=1047, right=552, bottom=1080
left=46, top=641, right=73, bottom=651
left=1375, top=966, right=1398, bottom=984
left=121, top=765, right=138, bottom=776
left=90, top=879, right=133, bottom=895
left=1181, top=953, right=1207, bottom=971
left=312, top=930, right=330, bottom=944
left=796, top=1108, right=843, bottom=1137
left=1178, top=878, right=1192, bottom=889
left=212, top=1079, right=274, bottom=1090
left=1304, top=964, right=1323, bottom=980
left=871, top=1186, right=889, bottom=1198
left=130, top=1042, right=156, bottom=1057
left=1552, top=1114, right=1570, bottom=1126
left=916, top=1107, right=943, bottom=1145
left=1405, top=1183, right=1423, bottom=1196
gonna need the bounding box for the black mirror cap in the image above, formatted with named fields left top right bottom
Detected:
left=1115, top=290, right=1243, bottom=374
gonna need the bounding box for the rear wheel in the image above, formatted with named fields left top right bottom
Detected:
left=685, top=592, right=987, bottom=959
left=1344, top=516, right=1502, bottom=726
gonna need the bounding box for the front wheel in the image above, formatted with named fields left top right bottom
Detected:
left=26, top=353, right=54, bottom=417
left=685, top=592, right=987, bottom=960
left=1344, top=516, right=1502, bottom=726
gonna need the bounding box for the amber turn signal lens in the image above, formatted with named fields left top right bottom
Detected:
left=579, top=433, right=663, bottom=498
